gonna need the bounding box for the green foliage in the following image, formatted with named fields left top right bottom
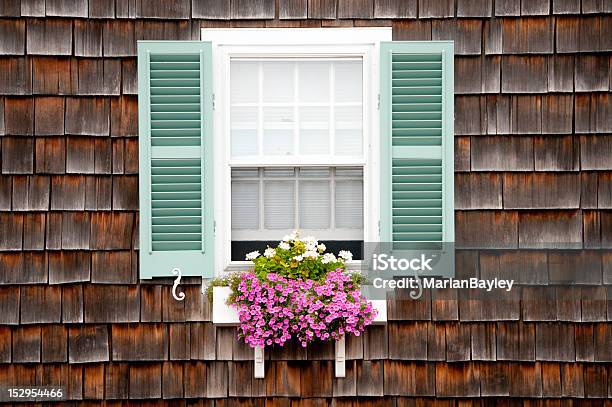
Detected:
left=205, top=272, right=243, bottom=302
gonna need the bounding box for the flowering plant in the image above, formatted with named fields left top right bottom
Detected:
left=210, top=232, right=377, bottom=348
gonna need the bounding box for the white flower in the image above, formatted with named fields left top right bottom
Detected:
left=264, top=248, right=276, bottom=258
left=293, top=255, right=303, bottom=262
left=338, top=250, right=353, bottom=261
left=317, top=243, right=326, bottom=252
left=278, top=242, right=290, bottom=250
left=321, top=253, right=336, bottom=264
left=245, top=251, right=260, bottom=260
left=303, top=250, right=318, bottom=259
left=305, top=241, right=317, bottom=252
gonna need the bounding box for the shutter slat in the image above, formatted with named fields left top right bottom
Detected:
left=139, top=41, right=214, bottom=278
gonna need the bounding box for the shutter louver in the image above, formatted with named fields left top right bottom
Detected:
left=138, top=42, right=214, bottom=279
left=380, top=42, right=454, bottom=252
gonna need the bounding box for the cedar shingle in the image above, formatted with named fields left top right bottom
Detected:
left=445, top=323, right=471, bottom=361
left=190, top=322, right=216, bottom=360
left=84, top=175, right=112, bottom=210
left=130, top=363, right=162, bottom=399
left=503, top=173, right=580, bottom=209
left=501, top=56, right=547, bottom=93
left=480, top=362, right=510, bottom=396
left=83, top=364, right=104, bottom=399
left=230, top=0, right=275, bottom=18
left=121, top=59, right=137, bottom=95
left=50, top=175, right=86, bottom=210
left=12, top=326, right=41, bottom=362
left=599, top=172, right=612, bottom=208
left=110, top=96, right=138, bottom=136
left=184, top=286, right=210, bottom=321
left=456, top=210, right=518, bottom=248
left=471, top=323, right=496, bottom=360
left=0, top=286, right=19, bottom=324
left=34, top=96, right=64, bottom=135
left=76, top=59, right=121, bottom=95
left=141, top=285, right=162, bottom=322
left=388, top=322, right=428, bottom=360
left=0, top=19, right=25, bottom=55
left=105, top=363, right=130, bottom=399
left=184, top=361, right=207, bottom=398
left=26, top=18, right=72, bottom=55
left=511, top=95, right=542, bottom=134
left=0, top=57, right=31, bottom=95
left=112, top=138, right=125, bottom=173
left=384, top=361, right=435, bottom=396
left=84, top=285, right=140, bottom=323
left=535, top=323, right=575, bottom=361
left=594, top=323, right=611, bottom=361
left=68, top=325, right=109, bottom=363
left=12, top=175, right=50, bottom=211
left=48, top=251, right=91, bottom=283
left=457, top=0, right=492, bottom=16
left=0, top=326, right=10, bottom=362
left=418, top=0, right=453, bottom=17
left=509, top=362, right=543, bottom=397
left=387, top=286, right=431, bottom=320
left=0, top=252, right=48, bottom=284
left=363, top=324, right=388, bottom=359
left=36, top=137, right=66, bottom=174
left=135, top=20, right=192, bottom=41
left=103, top=21, right=136, bottom=57
left=547, top=55, right=574, bottom=92
left=90, top=212, right=134, bottom=249
left=582, top=0, right=612, bottom=12
left=308, top=0, right=336, bottom=18
left=279, top=0, right=307, bottom=18
left=583, top=209, right=600, bottom=247
left=0, top=212, right=24, bottom=250
left=4, top=97, right=33, bottom=135
left=91, top=251, right=134, bottom=284
left=192, top=0, right=230, bottom=18
left=556, top=16, right=580, bottom=52
left=549, top=250, right=602, bottom=284
left=575, top=55, right=610, bottom=92
left=502, top=17, right=554, bottom=53
left=435, top=363, right=480, bottom=397
left=584, top=364, right=607, bottom=398
left=484, top=95, right=511, bottom=134
left=392, top=20, right=432, bottom=40
left=0, top=176, right=9, bottom=209
left=62, top=284, right=83, bottom=323
left=561, top=363, right=584, bottom=397
left=66, top=137, right=94, bottom=173
left=483, top=18, right=502, bottom=54
left=518, top=210, right=582, bottom=248
left=542, top=94, right=573, bottom=134
left=112, top=176, right=138, bottom=210
left=20, top=285, right=61, bottom=323
left=374, top=0, right=417, bottom=18
left=553, top=0, right=581, bottom=13
left=114, top=0, right=137, bottom=18
left=45, top=0, right=88, bottom=17
left=356, top=360, right=383, bottom=396
left=112, top=324, right=169, bottom=361
left=89, top=0, right=115, bottom=18
left=23, top=213, right=45, bottom=249
left=541, top=362, right=562, bottom=397
left=471, top=136, right=533, bottom=171
left=162, top=361, right=184, bottom=399
left=575, top=324, right=594, bottom=361
left=0, top=0, right=20, bottom=16
left=497, top=322, right=535, bottom=360
left=455, top=95, right=484, bottom=135
left=41, top=324, right=68, bottom=362
left=432, top=20, right=482, bottom=55
left=521, top=0, right=550, bottom=14
left=95, top=138, right=112, bottom=173
left=21, top=0, right=45, bottom=16
left=581, top=286, right=607, bottom=322
left=480, top=251, right=548, bottom=285
left=432, top=288, right=458, bottom=321
left=580, top=135, right=612, bottom=170
left=455, top=173, right=502, bottom=209
left=65, top=97, right=110, bottom=136
left=74, top=20, right=103, bottom=57
left=455, top=137, right=470, bottom=171
left=32, top=57, right=72, bottom=95
left=136, top=0, right=190, bottom=18
left=495, top=0, right=521, bottom=15
left=206, top=361, right=229, bottom=397
left=337, top=0, right=373, bottom=18
left=169, top=323, right=190, bottom=360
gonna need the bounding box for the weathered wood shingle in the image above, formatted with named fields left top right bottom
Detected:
left=26, top=18, right=72, bottom=55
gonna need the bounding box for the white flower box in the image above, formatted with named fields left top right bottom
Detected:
left=212, top=286, right=239, bottom=325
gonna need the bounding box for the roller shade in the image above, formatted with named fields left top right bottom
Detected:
left=380, top=42, right=454, bottom=251
left=138, top=41, right=214, bottom=279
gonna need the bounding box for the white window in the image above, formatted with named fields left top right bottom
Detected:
left=202, top=28, right=391, bottom=272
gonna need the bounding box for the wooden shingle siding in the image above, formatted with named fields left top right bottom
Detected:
left=0, top=2, right=610, bottom=404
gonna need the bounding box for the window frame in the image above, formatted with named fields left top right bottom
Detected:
left=201, top=28, right=392, bottom=274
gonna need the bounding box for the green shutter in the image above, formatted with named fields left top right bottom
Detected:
left=138, top=41, right=214, bottom=279
left=380, top=42, right=454, bottom=251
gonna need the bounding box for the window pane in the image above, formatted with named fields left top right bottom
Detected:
left=298, top=62, right=329, bottom=103
left=299, top=180, right=331, bottom=229
left=264, top=181, right=295, bottom=229
left=263, top=61, right=294, bottom=102
left=230, top=106, right=259, bottom=157
left=263, top=107, right=294, bottom=155
left=334, top=61, right=362, bottom=103
left=335, top=179, right=363, bottom=229
left=299, top=107, right=330, bottom=155
left=335, top=106, right=362, bottom=156
left=231, top=61, right=259, bottom=103
left=232, top=181, right=259, bottom=229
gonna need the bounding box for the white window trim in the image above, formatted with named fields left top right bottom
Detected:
left=201, top=28, right=392, bottom=274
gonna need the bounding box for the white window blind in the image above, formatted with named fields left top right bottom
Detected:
left=229, top=59, right=363, bottom=160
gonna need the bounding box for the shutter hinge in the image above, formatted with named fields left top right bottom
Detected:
left=377, top=93, right=380, bottom=110
left=212, top=93, right=216, bottom=110
left=378, top=220, right=381, bottom=236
